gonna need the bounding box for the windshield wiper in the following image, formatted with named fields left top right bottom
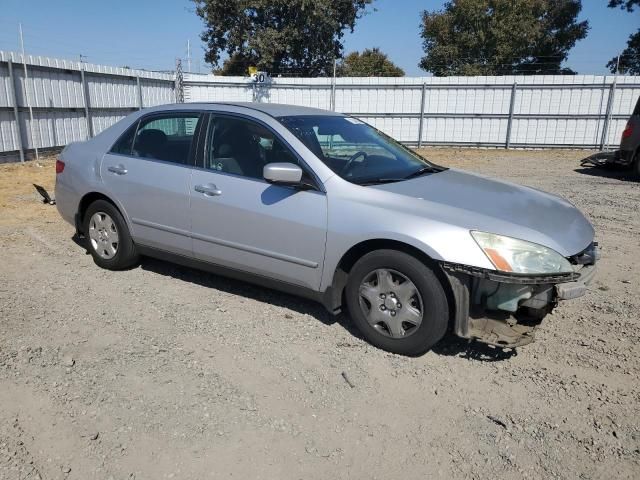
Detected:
left=403, top=166, right=438, bottom=180
left=354, top=178, right=406, bottom=186
left=354, top=166, right=443, bottom=186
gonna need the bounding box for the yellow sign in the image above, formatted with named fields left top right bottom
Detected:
left=248, top=66, right=258, bottom=76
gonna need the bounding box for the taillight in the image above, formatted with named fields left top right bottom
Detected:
left=622, top=123, right=633, bottom=139
left=56, top=159, right=65, bottom=174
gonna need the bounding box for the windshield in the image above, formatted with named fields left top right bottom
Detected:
left=277, top=115, right=445, bottom=185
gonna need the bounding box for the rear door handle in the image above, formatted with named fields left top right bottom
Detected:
left=107, top=165, right=128, bottom=175
left=194, top=183, right=222, bottom=196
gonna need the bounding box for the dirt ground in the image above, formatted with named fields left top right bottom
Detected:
left=0, top=149, right=639, bottom=479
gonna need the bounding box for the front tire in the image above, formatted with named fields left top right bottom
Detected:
left=83, top=199, right=138, bottom=270
left=345, top=249, right=449, bottom=356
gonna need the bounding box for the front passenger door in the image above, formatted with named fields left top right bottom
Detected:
left=190, top=114, right=328, bottom=290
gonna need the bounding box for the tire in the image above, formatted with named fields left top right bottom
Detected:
left=83, top=199, right=139, bottom=270
left=345, top=249, right=449, bottom=356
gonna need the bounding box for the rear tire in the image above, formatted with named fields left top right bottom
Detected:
left=83, top=199, right=139, bottom=270
left=345, top=249, right=449, bottom=356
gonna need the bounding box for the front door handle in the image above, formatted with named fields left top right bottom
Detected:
left=107, top=165, right=128, bottom=175
left=194, top=183, right=222, bottom=196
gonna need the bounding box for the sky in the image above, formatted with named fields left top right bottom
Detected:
left=0, top=0, right=637, bottom=76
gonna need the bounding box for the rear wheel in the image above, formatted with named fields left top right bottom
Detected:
left=83, top=200, right=138, bottom=270
left=345, top=249, right=449, bottom=356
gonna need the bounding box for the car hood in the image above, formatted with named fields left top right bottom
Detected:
left=370, top=168, right=594, bottom=256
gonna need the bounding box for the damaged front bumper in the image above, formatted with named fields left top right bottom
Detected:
left=441, top=244, right=599, bottom=348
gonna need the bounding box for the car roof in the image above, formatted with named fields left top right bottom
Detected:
left=145, top=102, right=344, bottom=118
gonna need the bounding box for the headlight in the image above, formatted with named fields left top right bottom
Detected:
left=471, top=231, right=573, bottom=274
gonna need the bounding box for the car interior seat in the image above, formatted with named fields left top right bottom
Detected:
left=135, top=129, right=167, bottom=160
left=213, top=123, right=263, bottom=178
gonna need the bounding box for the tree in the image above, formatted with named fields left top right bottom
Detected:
left=336, top=48, right=404, bottom=77
left=607, top=0, right=640, bottom=11
left=419, top=0, right=589, bottom=76
left=192, top=0, right=373, bottom=76
left=607, top=0, right=640, bottom=74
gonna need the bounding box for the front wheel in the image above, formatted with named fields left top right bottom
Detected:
left=83, top=199, right=139, bottom=270
left=345, top=250, right=449, bottom=356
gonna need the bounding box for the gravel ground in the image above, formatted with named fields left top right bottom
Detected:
left=0, top=149, right=639, bottom=479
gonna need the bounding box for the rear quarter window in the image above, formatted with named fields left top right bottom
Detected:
left=110, top=123, right=137, bottom=155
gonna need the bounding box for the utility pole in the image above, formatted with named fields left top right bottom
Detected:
left=19, top=23, right=39, bottom=161
left=600, top=53, right=620, bottom=151
left=187, top=39, right=191, bottom=73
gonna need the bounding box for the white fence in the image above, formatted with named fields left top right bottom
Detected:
left=184, top=73, right=640, bottom=149
left=0, top=51, right=175, bottom=161
left=1, top=49, right=639, bottom=162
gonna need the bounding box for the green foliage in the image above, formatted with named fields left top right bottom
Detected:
left=607, top=0, right=639, bottom=11
left=336, top=48, right=404, bottom=77
left=193, top=0, right=373, bottom=76
left=419, top=0, right=589, bottom=76
left=607, top=30, right=640, bottom=75
left=607, top=0, right=639, bottom=74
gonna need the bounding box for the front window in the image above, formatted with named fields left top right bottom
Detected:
left=205, top=115, right=300, bottom=179
left=278, top=115, right=444, bottom=184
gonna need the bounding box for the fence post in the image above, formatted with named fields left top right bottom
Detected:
left=136, top=76, right=143, bottom=109
left=7, top=60, right=25, bottom=163
left=600, top=80, right=616, bottom=150
left=505, top=82, right=517, bottom=149
left=80, top=67, right=94, bottom=139
left=332, top=82, right=336, bottom=111
left=417, top=82, right=427, bottom=148
left=330, top=58, right=337, bottom=111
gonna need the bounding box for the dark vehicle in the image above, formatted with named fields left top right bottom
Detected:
left=582, top=95, right=640, bottom=176
left=620, top=95, right=640, bottom=177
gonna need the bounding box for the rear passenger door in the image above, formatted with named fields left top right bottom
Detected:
left=101, top=112, right=202, bottom=257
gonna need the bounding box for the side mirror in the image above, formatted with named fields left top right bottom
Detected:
left=263, top=162, right=303, bottom=185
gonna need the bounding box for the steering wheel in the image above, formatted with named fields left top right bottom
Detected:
left=341, top=151, right=368, bottom=176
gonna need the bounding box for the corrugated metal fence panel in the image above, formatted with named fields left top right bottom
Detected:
left=2, top=51, right=639, bottom=156
left=0, top=110, right=19, bottom=151
left=13, top=66, right=85, bottom=108
left=184, top=74, right=640, bottom=148
left=91, top=109, right=132, bottom=136
left=0, top=63, right=13, bottom=108
left=0, top=50, right=174, bottom=155
left=19, top=110, right=87, bottom=149
left=87, top=75, right=138, bottom=108
left=142, top=79, right=175, bottom=107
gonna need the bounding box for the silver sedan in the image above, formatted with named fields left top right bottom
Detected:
left=55, top=103, right=598, bottom=355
